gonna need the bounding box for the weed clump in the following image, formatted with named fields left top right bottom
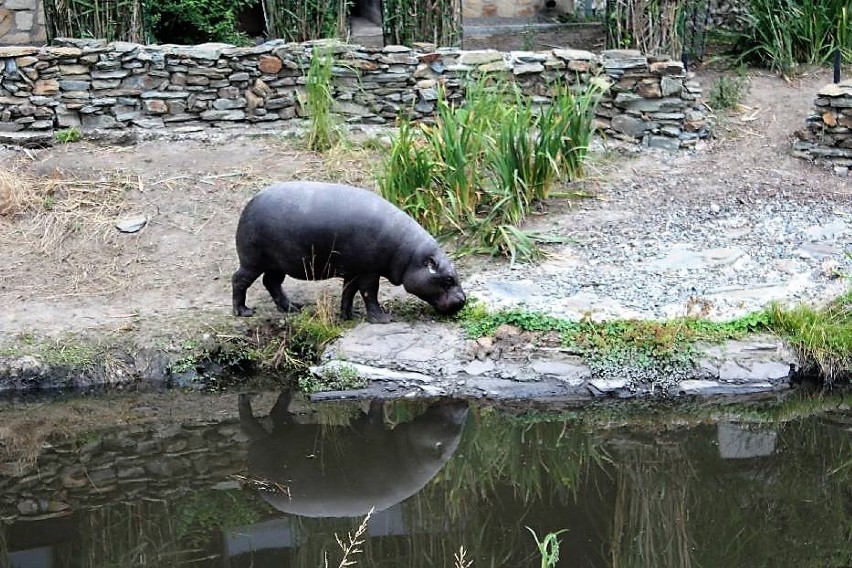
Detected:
left=708, top=72, right=750, bottom=111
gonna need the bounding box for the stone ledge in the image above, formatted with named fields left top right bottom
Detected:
left=310, top=322, right=797, bottom=400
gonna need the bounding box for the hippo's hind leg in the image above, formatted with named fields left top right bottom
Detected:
left=262, top=271, right=301, bottom=314
left=340, top=276, right=359, bottom=320
left=342, top=274, right=391, bottom=324
left=233, top=266, right=261, bottom=317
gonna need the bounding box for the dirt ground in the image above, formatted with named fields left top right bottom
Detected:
left=0, top=66, right=849, bottom=356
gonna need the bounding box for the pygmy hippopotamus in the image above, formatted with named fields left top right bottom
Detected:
left=232, top=181, right=466, bottom=323
left=238, top=391, right=469, bottom=518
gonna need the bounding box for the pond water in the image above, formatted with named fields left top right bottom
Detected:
left=0, top=390, right=849, bottom=567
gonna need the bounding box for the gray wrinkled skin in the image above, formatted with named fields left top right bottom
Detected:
left=239, top=392, right=469, bottom=518
left=232, top=181, right=466, bottom=323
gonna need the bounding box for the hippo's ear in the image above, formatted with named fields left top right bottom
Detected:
left=425, top=256, right=438, bottom=274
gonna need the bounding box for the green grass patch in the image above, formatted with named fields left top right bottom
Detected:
left=459, top=301, right=774, bottom=383
left=460, top=290, right=851, bottom=386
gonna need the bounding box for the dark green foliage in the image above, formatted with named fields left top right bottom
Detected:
left=263, top=0, right=351, bottom=42
left=146, top=0, right=256, bottom=45
left=382, top=0, right=462, bottom=46
left=720, top=0, right=851, bottom=74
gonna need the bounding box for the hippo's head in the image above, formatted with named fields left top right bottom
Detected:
left=403, top=247, right=466, bottom=316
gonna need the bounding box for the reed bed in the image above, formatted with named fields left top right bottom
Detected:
left=264, top=0, right=351, bottom=42
left=43, top=0, right=145, bottom=42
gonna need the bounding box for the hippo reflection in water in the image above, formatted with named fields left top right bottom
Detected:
left=238, top=391, right=469, bottom=518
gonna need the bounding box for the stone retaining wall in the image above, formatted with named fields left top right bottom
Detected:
left=0, top=38, right=709, bottom=149
left=0, top=0, right=45, bottom=45
left=0, top=417, right=250, bottom=522
left=792, top=80, right=852, bottom=176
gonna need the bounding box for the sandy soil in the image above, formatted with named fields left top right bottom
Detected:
left=0, top=67, right=849, bottom=353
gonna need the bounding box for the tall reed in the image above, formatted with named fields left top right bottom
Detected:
left=722, top=0, right=852, bottom=74
left=382, top=0, right=462, bottom=46
left=43, top=0, right=145, bottom=42
left=264, top=0, right=351, bottom=42
left=379, top=76, right=605, bottom=262
left=305, top=47, right=340, bottom=152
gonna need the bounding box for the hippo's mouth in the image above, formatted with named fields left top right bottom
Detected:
left=431, top=291, right=466, bottom=315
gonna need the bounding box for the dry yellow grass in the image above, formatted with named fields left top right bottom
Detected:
left=0, top=166, right=36, bottom=217
left=0, top=170, right=138, bottom=252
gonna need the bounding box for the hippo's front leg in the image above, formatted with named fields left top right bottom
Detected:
left=350, top=274, right=391, bottom=324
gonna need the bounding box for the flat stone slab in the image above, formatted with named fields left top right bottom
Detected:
left=311, top=324, right=797, bottom=400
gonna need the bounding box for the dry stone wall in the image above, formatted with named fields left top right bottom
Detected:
left=0, top=38, right=709, bottom=149
left=792, top=80, right=852, bottom=176
left=0, top=417, right=250, bottom=522
left=0, top=0, right=46, bottom=45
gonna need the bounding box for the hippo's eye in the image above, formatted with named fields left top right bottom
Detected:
left=442, top=277, right=455, bottom=289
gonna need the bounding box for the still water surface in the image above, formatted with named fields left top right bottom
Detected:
left=1, top=390, right=849, bottom=567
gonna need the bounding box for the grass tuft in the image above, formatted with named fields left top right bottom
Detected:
left=306, top=46, right=344, bottom=153
left=767, top=289, right=852, bottom=384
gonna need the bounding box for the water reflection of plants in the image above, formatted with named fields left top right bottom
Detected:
left=609, top=441, right=695, bottom=568
left=2, top=397, right=848, bottom=567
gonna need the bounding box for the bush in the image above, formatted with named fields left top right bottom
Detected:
left=146, top=0, right=256, bottom=45
left=721, top=0, right=851, bottom=74
left=379, top=78, right=604, bottom=263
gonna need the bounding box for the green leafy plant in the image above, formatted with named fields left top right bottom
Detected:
left=54, top=127, right=82, bottom=144
left=527, top=527, right=568, bottom=568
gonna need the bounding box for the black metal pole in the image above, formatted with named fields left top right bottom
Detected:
left=834, top=48, right=842, bottom=84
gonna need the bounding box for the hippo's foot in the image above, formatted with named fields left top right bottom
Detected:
left=366, top=308, right=392, bottom=324
left=234, top=305, right=255, bottom=317
left=275, top=301, right=302, bottom=314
